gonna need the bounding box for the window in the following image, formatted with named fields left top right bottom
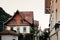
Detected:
left=23, top=27, right=26, bottom=32
left=17, top=27, right=20, bottom=33
left=11, top=27, right=13, bottom=31
left=20, top=20, right=23, bottom=24
left=13, top=19, right=16, bottom=24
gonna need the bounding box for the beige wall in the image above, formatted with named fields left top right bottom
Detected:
left=50, top=34, right=57, bottom=40
left=50, top=0, right=60, bottom=40
left=56, top=0, right=60, bottom=21
left=46, top=0, right=60, bottom=40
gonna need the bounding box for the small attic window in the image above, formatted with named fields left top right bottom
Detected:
left=20, top=20, right=23, bottom=24
left=13, top=19, right=16, bottom=24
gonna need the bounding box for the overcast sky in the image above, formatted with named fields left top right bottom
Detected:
left=0, top=0, right=50, bottom=30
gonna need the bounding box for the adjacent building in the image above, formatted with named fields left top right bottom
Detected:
left=0, top=30, right=18, bottom=40
left=45, top=0, right=60, bottom=40
left=0, top=21, right=18, bottom=40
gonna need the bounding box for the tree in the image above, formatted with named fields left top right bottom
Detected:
left=43, top=28, right=50, bottom=40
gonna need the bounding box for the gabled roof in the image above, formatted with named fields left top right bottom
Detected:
left=4, top=10, right=33, bottom=25
left=4, top=10, right=39, bottom=26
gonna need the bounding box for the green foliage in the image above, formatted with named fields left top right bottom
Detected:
left=18, top=33, right=23, bottom=40
left=30, top=28, right=35, bottom=34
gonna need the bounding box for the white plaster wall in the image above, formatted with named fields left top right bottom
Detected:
left=6, top=26, right=30, bottom=34
left=19, top=26, right=30, bottom=33
left=1, top=35, right=18, bottom=40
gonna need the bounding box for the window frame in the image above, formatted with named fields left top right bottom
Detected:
left=20, top=20, right=23, bottom=24
left=23, top=27, right=26, bottom=32
left=13, top=19, right=16, bottom=24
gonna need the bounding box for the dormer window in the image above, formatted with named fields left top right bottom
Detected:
left=13, top=19, right=16, bottom=24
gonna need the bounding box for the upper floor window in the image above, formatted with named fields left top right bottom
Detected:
left=7, top=26, right=13, bottom=31
left=23, top=27, right=26, bottom=32
left=13, top=19, right=16, bottom=24
left=11, top=27, right=13, bottom=31
left=20, top=20, right=23, bottom=24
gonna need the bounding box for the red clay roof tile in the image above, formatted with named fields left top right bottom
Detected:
left=0, top=30, right=18, bottom=35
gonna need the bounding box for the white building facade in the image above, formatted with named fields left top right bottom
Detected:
left=1, top=35, right=18, bottom=40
